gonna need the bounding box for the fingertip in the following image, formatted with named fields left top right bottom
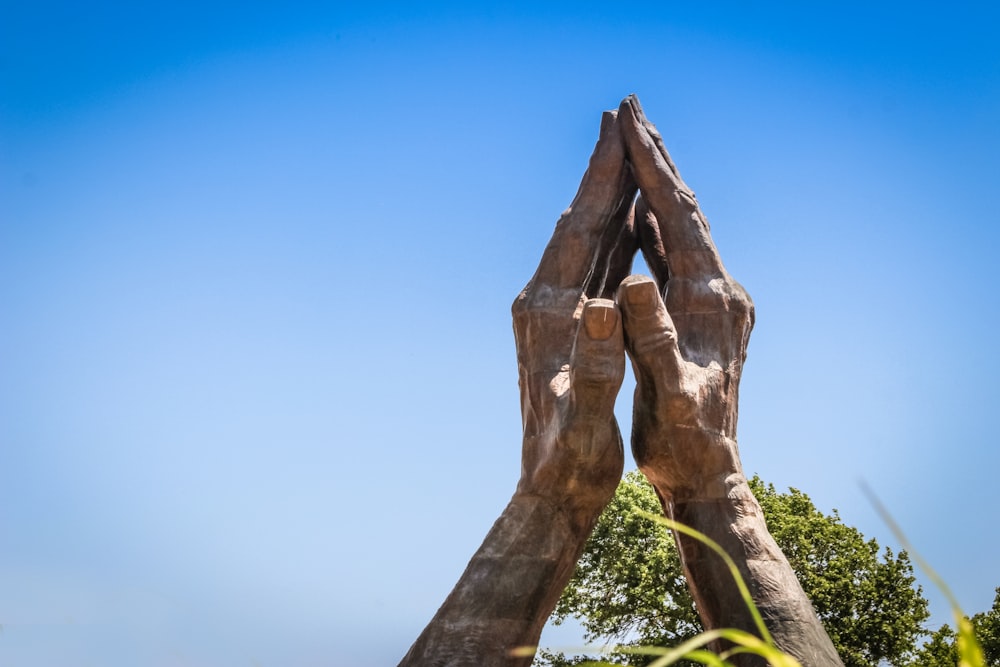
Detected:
left=570, top=298, right=626, bottom=415
left=618, top=96, right=639, bottom=135
left=582, top=298, right=619, bottom=341
left=573, top=298, right=625, bottom=368
left=617, top=275, right=661, bottom=317
left=599, top=109, right=619, bottom=135
left=616, top=275, right=682, bottom=374
left=620, top=94, right=641, bottom=118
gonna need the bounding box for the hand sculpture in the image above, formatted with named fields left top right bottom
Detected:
left=615, top=95, right=843, bottom=667
left=398, top=97, right=844, bottom=667
left=398, top=110, right=638, bottom=667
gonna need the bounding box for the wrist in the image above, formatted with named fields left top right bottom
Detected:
left=635, top=427, right=744, bottom=504
left=663, top=478, right=771, bottom=549
left=681, top=473, right=750, bottom=505
left=509, top=489, right=606, bottom=547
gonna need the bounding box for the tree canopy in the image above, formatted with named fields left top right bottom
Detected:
left=907, top=588, right=1000, bottom=666
left=538, top=471, right=930, bottom=667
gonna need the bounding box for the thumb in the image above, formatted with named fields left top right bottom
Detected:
left=616, top=275, right=684, bottom=388
left=567, top=298, right=625, bottom=421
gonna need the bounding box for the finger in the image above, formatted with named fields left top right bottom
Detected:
left=616, top=275, right=684, bottom=388
left=523, top=110, right=635, bottom=306
left=634, top=195, right=670, bottom=290
left=585, top=193, right=640, bottom=300
left=619, top=95, right=725, bottom=280
left=568, top=299, right=626, bottom=420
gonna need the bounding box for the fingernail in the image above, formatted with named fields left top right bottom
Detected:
left=584, top=302, right=617, bottom=340
left=624, top=279, right=659, bottom=316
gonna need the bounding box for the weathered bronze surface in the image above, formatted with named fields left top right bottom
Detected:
left=398, top=96, right=843, bottom=667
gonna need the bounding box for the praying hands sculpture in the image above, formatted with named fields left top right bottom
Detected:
left=398, top=96, right=844, bottom=667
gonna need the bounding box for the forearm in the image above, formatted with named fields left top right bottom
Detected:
left=659, top=477, right=844, bottom=667
left=398, top=492, right=596, bottom=667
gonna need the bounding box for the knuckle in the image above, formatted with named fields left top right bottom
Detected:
left=511, top=287, right=531, bottom=317
left=726, top=280, right=754, bottom=315
left=512, top=283, right=582, bottom=316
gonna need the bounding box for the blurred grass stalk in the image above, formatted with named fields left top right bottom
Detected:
left=863, top=485, right=985, bottom=667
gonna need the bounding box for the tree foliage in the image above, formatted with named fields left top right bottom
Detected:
left=539, top=471, right=930, bottom=667
left=909, top=623, right=959, bottom=667
left=909, top=588, right=1000, bottom=666
left=976, top=589, right=1000, bottom=666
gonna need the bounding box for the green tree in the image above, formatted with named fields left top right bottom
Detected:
left=538, top=471, right=929, bottom=667
left=973, top=588, right=1000, bottom=665
left=908, top=624, right=959, bottom=667
left=909, top=588, right=1000, bottom=666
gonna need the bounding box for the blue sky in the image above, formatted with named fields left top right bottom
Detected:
left=2, top=2, right=999, bottom=665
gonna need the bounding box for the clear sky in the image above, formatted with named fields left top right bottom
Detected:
left=2, top=2, right=998, bottom=665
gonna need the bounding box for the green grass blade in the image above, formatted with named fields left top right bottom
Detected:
left=862, top=484, right=985, bottom=667
left=640, top=511, right=775, bottom=647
